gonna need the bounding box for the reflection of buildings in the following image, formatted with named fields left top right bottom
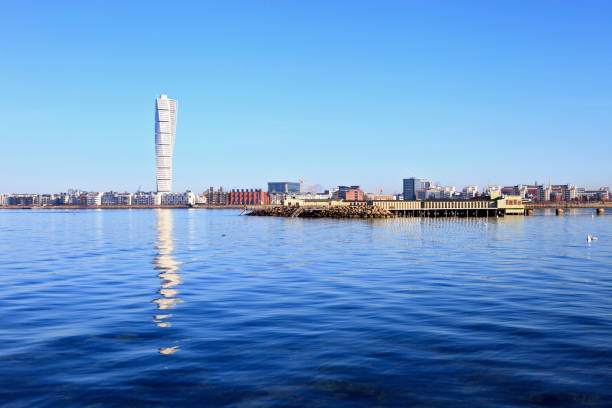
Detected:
left=153, top=209, right=182, bottom=354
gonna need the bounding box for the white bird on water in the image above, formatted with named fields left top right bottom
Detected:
left=587, top=234, right=598, bottom=242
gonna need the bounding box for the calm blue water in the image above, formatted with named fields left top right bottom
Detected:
left=0, top=209, right=611, bottom=407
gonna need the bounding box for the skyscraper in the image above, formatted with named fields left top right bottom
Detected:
left=155, top=94, right=178, bottom=193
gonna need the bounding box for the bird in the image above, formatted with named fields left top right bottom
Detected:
left=587, top=234, right=599, bottom=242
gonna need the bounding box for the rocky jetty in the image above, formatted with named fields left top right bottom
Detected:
left=247, top=206, right=394, bottom=219
left=247, top=206, right=295, bottom=217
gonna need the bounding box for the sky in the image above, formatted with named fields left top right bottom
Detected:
left=1, top=1, right=611, bottom=194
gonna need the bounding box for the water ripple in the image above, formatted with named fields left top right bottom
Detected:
left=0, top=208, right=611, bottom=407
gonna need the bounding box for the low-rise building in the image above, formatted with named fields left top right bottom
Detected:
left=7, top=194, right=36, bottom=206
left=203, top=187, right=230, bottom=205
left=86, top=192, right=103, bottom=206
left=370, top=195, right=396, bottom=201
left=229, top=189, right=269, bottom=205
left=37, top=194, right=56, bottom=205
left=194, top=194, right=206, bottom=204
left=132, top=192, right=159, bottom=206
left=161, top=191, right=196, bottom=205
left=335, top=186, right=364, bottom=201
left=485, top=186, right=501, bottom=199
left=538, top=185, right=552, bottom=201
left=101, top=191, right=133, bottom=206
left=578, top=189, right=609, bottom=201
left=284, top=199, right=349, bottom=207
left=494, top=195, right=525, bottom=215
left=564, top=184, right=577, bottom=201
left=440, top=186, right=456, bottom=199
left=269, top=192, right=287, bottom=205
left=462, top=186, right=478, bottom=199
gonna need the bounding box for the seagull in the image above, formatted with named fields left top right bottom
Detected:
left=587, top=234, right=599, bottom=242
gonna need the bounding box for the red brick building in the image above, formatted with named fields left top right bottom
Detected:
left=345, top=189, right=364, bottom=201
left=335, top=185, right=365, bottom=201
left=229, top=189, right=270, bottom=205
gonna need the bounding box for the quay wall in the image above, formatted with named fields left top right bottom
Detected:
left=0, top=205, right=250, bottom=210
left=525, top=202, right=612, bottom=209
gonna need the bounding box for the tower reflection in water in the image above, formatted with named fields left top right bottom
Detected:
left=153, top=209, right=182, bottom=354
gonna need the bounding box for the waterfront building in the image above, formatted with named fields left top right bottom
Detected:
left=485, top=186, right=502, bottom=199
left=462, top=186, right=478, bottom=199
left=345, top=190, right=364, bottom=201
left=36, top=194, right=55, bottom=205
left=403, top=178, right=424, bottom=201
left=161, top=191, right=196, bottom=206
left=204, top=187, right=231, bottom=205
left=574, top=188, right=608, bottom=201
left=288, top=193, right=332, bottom=200
left=334, top=186, right=364, bottom=201
left=155, top=94, right=178, bottom=193
left=0, top=193, right=8, bottom=206
left=440, top=186, right=456, bottom=199
left=101, top=191, right=133, bottom=206
left=132, top=192, right=159, bottom=206
left=7, top=194, right=37, bottom=206
left=344, top=188, right=364, bottom=201
left=594, top=189, right=609, bottom=200
left=423, top=189, right=442, bottom=200
left=538, top=185, right=552, bottom=201
left=86, top=192, right=103, bottom=206
left=7, top=195, right=29, bottom=206
left=101, top=191, right=118, bottom=206
left=56, top=193, right=71, bottom=205
left=268, top=182, right=300, bottom=194
left=229, top=189, right=270, bottom=205
left=501, top=185, right=544, bottom=201
left=269, top=193, right=287, bottom=205
left=513, top=185, right=529, bottom=198
left=370, top=194, right=396, bottom=201
left=563, top=184, right=577, bottom=201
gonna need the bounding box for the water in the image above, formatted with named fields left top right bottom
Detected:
left=0, top=209, right=611, bottom=407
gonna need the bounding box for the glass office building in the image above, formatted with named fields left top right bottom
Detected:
left=403, top=178, right=424, bottom=201
left=268, top=182, right=301, bottom=194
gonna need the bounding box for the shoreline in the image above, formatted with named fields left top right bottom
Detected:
left=0, top=205, right=248, bottom=210
left=1, top=203, right=609, bottom=213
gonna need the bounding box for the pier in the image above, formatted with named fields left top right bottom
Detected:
left=247, top=196, right=525, bottom=218
left=524, top=202, right=612, bottom=209
left=372, top=200, right=507, bottom=217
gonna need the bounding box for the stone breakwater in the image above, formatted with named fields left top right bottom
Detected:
left=247, top=206, right=394, bottom=218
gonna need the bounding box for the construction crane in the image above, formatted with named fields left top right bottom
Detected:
left=374, top=187, right=384, bottom=195
left=299, top=178, right=310, bottom=193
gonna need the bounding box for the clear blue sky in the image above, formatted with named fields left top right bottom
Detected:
left=1, top=1, right=611, bottom=194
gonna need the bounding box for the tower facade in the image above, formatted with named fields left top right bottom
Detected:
left=403, top=178, right=424, bottom=201
left=155, top=94, right=178, bottom=193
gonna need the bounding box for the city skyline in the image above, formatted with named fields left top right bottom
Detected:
left=1, top=2, right=611, bottom=193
